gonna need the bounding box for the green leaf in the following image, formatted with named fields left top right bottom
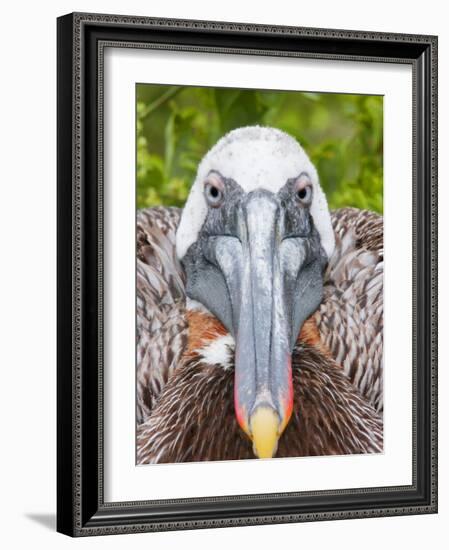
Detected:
left=136, top=84, right=383, bottom=212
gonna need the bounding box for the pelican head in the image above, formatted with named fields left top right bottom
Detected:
left=176, top=126, right=335, bottom=458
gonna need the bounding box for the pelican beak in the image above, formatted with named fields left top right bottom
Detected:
left=250, top=406, right=282, bottom=459
left=230, top=191, right=296, bottom=458
left=183, top=189, right=325, bottom=458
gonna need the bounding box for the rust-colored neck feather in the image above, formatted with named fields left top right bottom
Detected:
left=184, top=309, right=332, bottom=361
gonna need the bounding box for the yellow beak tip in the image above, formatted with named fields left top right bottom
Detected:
left=250, top=407, right=280, bottom=459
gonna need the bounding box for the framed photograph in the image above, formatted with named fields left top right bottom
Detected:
left=57, top=12, right=438, bottom=536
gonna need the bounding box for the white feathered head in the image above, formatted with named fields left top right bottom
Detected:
left=176, top=126, right=335, bottom=260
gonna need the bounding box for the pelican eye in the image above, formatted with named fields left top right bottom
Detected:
left=294, top=174, right=313, bottom=205
left=204, top=176, right=225, bottom=208
left=297, top=187, right=310, bottom=200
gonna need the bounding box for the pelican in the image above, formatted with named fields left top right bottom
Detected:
left=136, top=126, right=383, bottom=463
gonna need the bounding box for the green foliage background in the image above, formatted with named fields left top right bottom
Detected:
left=137, top=85, right=383, bottom=213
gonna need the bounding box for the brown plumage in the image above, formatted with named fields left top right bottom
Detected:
left=136, top=207, right=187, bottom=423
left=137, top=344, right=382, bottom=464
left=315, top=208, right=383, bottom=412
left=136, top=206, right=383, bottom=462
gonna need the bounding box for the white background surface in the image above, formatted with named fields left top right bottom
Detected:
left=0, top=1, right=446, bottom=548
left=104, top=49, right=413, bottom=501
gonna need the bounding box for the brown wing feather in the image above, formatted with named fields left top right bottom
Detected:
left=136, top=207, right=187, bottom=424
left=314, top=207, right=383, bottom=412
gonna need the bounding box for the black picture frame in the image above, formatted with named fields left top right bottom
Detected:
left=57, top=12, right=438, bottom=537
